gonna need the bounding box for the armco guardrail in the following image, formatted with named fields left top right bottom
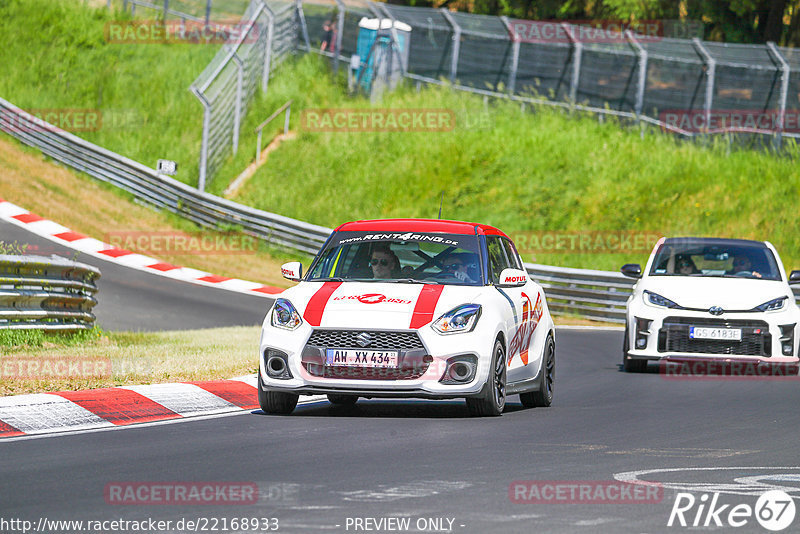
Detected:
left=525, top=263, right=634, bottom=323
left=0, top=97, right=331, bottom=255
left=0, top=255, right=101, bottom=330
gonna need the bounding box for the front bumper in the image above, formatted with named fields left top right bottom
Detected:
left=258, top=322, right=496, bottom=398
left=625, top=308, right=800, bottom=365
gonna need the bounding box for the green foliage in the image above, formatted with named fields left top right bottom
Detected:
left=228, top=55, right=800, bottom=271
left=0, top=241, right=29, bottom=255
left=0, top=326, right=105, bottom=348
left=0, top=0, right=218, bottom=186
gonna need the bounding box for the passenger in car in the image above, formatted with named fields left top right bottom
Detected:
left=675, top=255, right=700, bottom=275
left=729, top=254, right=762, bottom=278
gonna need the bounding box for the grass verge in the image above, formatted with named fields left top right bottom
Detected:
left=0, top=326, right=260, bottom=396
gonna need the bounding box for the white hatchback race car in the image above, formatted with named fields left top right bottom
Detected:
left=258, top=219, right=556, bottom=416
left=621, top=237, right=800, bottom=373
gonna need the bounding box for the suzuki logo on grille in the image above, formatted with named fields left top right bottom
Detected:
left=356, top=332, right=374, bottom=347
left=709, top=306, right=724, bottom=316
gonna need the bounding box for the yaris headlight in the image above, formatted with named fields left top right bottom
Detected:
left=432, top=304, right=481, bottom=334
left=644, top=290, right=681, bottom=309
left=753, top=296, right=788, bottom=312
left=271, top=298, right=302, bottom=330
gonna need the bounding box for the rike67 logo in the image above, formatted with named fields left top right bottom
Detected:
left=668, top=490, right=796, bottom=531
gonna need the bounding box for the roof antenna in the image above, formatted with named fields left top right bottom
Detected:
left=438, top=191, right=444, bottom=219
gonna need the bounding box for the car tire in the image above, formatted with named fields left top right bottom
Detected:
left=327, top=394, right=358, bottom=405
left=466, top=339, right=506, bottom=417
left=520, top=334, right=555, bottom=408
left=622, top=324, right=647, bottom=373
left=258, top=373, right=298, bottom=415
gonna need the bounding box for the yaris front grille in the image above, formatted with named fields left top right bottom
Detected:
left=658, top=317, right=771, bottom=357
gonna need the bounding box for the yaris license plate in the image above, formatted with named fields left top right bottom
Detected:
left=689, top=327, right=742, bottom=341
left=325, top=349, right=399, bottom=368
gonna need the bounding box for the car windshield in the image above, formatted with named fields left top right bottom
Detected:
left=648, top=239, right=781, bottom=281
left=306, top=231, right=483, bottom=286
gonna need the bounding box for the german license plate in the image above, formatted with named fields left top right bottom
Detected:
left=325, top=349, right=399, bottom=368
left=689, top=327, right=742, bottom=341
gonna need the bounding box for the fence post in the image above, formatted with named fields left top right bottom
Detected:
left=334, top=0, right=346, bottom=74
left=766, top=42, right=789, bottom=149
left=440, top=9, right=461, bottom=84
left=692, top=37, right=715, bottom=135
left=163, top=0, right=169, bottom=20
left=625, top=30, right=647, bottom=120
left=193, top=88, right=211, bottom=191
left=232, top=53, right=244, bottom=156
left=561, top=23, right=582, bottom=105
left=262, top=3, right=275, bottom=92
left=500, top=16, right=520, bottom=95
left=296, top=0, right=311, bottom=51
left=205, top=0, right=212, bottom=28
left=284, top=104, right=291, bottom=135
left=374, top=2, right=408, bottom=76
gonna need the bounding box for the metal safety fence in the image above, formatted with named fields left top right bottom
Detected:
left=308, top=0, right=800, bottom=147
left=0, top=255, right=101, bottom=331
left=0, top=97, right=331, bottom=255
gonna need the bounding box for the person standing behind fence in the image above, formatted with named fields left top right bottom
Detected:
left=320, top=19, right=336, bottom=53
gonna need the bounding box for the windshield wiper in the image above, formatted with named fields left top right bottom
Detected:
left=312, top=277, right=344, bottom=282
left=391, top=278, right=430, bottom=284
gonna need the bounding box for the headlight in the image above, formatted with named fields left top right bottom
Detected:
left=644, top=290, right=681, bottom=309
left=753, top=297, right=788, bottom=312
left=271, top=298, right=302, bottom=330
left=432, top=304, right=481, bottom=334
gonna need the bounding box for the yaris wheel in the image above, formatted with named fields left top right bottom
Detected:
left=466, top=339, right=506, bottom=417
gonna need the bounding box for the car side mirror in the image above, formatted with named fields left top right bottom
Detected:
left=621, top=264, right=642, bottom=279
left=789, top=270, right=800, bottom=284
left=498, top=268, right=528, bottom=287
left=281, top=261, right=302, bottom=282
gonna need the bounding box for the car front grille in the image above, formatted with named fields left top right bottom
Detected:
left=306, top=329, right=425, bottom=351
left=305, top=363, right=429, bottom=381
left=658, top=317, right=771, bottom=357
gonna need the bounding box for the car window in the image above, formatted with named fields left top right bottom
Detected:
left=648, top=240, right=782, bottom=281
left=500, top=238, right=524, bottom=271
left=487, top=236, right=511, bottom=284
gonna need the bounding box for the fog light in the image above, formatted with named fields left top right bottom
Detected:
left=264, top=349, right=292, bottom=379
left=634, top=317, right=652, bottom=351
left=779, top=324, right=795, bottom=357
left=440, top=355, right=478, bottom=384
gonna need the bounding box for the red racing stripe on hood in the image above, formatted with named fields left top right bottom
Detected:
left=303, top=281, right=343, bottom=326
left=409, top=284, right=445, bottom=329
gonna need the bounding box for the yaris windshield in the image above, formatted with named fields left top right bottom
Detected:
left=306, top=231, right=483, bottom=286
left=648, top=239, right=781, bottom=281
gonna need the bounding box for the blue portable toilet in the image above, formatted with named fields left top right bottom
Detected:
left=354, top=18, right=411, bottom=94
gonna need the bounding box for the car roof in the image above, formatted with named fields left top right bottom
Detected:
left=663, top=237, right=767, bottom=248
left=335, top=218, right=509, bottom=238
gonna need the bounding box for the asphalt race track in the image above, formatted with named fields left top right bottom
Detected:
left=0, top=219, right=271, bottom=331
left=2, top=329, right=800, bottom=533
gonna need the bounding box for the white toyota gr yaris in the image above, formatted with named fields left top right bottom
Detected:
left=621, top=237, right=800, bottom=373
left=258, top=218, right=556, bottom=416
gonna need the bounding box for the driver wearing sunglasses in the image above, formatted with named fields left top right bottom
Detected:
left=369, top=246, right=400, bottom=279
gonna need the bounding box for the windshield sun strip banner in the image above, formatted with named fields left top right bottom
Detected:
left=333, top=232, right=466, bottom=248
